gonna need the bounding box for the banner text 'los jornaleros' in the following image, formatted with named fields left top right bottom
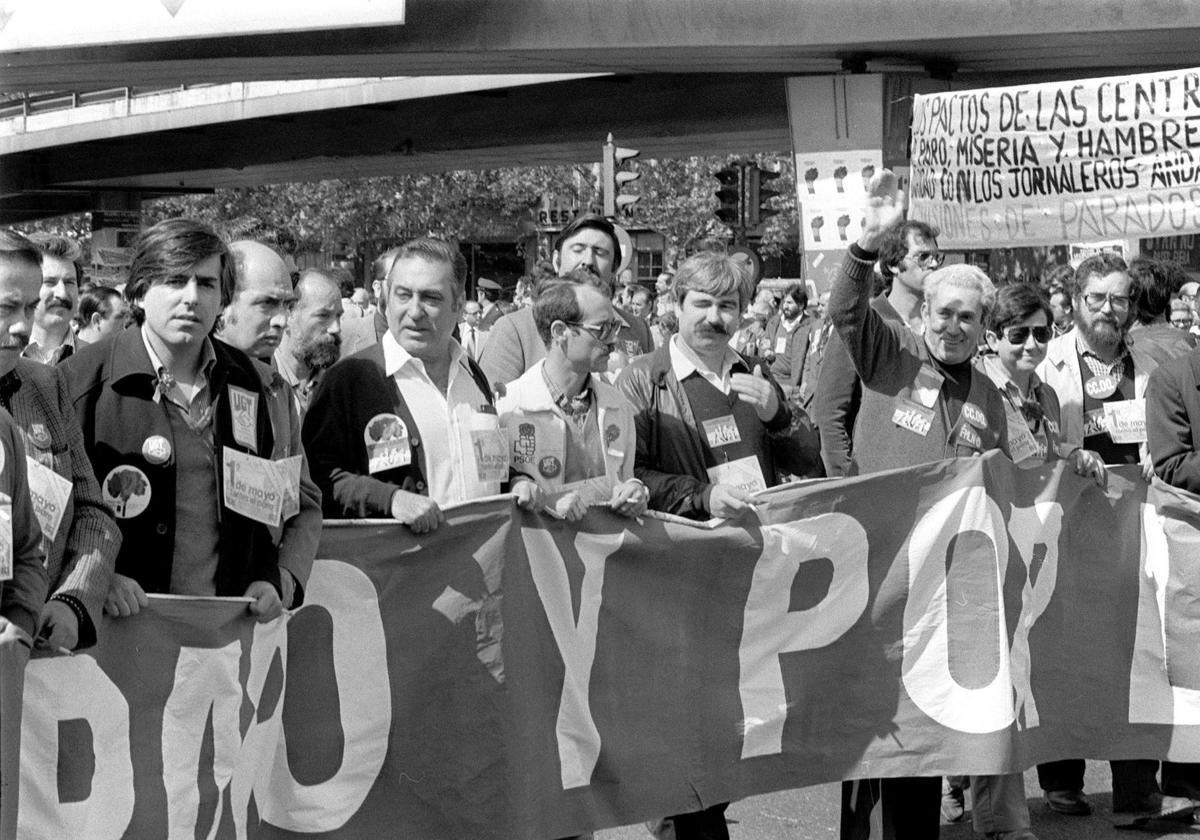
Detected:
left=14, top=455, right=1200, bottom=839
left=908, top=67, right=1200, bottom=247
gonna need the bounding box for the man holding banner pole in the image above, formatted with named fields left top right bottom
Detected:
left=616, top=249, right=817, bottom=839
left=0, top=230, right=120, bottom=652
left=65, top=219, right=284, bottom=622
left=1035, top=253, right=1198, bottom=819
left=829, top=169, right=1014, bottom=840
left=214, top=240, right=323, bottom=610
left=303, top=237, right=542, bottom=526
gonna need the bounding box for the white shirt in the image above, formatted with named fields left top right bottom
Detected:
left=381, top=330, right=499, bottom=505
left=669, top=333, right=737, bottom=394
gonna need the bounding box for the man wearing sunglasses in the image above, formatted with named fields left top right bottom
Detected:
left=497, top=281, right=647, bottom=521
left=813, top=214, right=942, bottom=478
left=1036, top=254, right=1187, bottom=819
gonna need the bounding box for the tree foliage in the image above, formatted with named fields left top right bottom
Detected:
left=20, top=153, right=801, bottom=266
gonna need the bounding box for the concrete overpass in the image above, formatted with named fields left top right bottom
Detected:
left=5, top=0, right=1200, bottom=222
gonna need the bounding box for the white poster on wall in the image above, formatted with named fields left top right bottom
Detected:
left=795, top=150, right=883, bottom=252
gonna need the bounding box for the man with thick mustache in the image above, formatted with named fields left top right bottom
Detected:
left=616, top=249, right=816, bottom=839
left=24, top=234, right=82, bottom=365
left=1035, top=253, right=1187, bottom=819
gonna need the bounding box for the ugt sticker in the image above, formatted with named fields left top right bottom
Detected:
left=228, top=385, right=259, bottom=452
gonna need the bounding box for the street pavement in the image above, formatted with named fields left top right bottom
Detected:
left=597, top=763, right=1200, bottom=839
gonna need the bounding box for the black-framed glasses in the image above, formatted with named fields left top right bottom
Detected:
left=1083, top=292, right=1131, bottom=310
left=909, top=250, right=944, bottom=268
left=1002, top=325, right=1052, bottom=344
left=566, top=320, right=622, bottom=342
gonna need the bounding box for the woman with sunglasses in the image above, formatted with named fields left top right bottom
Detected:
left=979, top=283, right=1106, bottom=483
left=947, top=284, right=1108, bottom=840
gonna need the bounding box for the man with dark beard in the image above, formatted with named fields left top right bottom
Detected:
left=276, top=267, right=344, bottom=419
left=1036, top=253, right=1190, bottom=819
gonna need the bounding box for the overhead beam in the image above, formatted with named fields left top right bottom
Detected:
left=4, top=0, right=1200, bottom=91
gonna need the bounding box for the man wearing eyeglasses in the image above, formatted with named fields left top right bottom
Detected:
left=1035, top=253, right=1182, bottom=819
left=813, top=216, right=942, bottom=477
left=214, top=241, right=322, bottom=611
left=497, top=281, right=647, bottom=521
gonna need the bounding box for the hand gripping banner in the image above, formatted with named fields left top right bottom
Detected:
left=12, top=454, right=1200, bottom=838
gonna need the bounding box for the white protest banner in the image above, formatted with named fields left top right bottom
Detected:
left=909, top=67, right=1200, bottom=247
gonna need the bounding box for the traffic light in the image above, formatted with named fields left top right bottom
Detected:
left=602, top=133, right=640, bottom=218
left=714, top=164, right=743, bottom=227
left=747, top=165, right=781, bottom=228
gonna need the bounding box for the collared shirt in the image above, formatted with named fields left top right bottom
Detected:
left=539, top=364, right=604, bottom=483
left=22, top=330, right=75, bottom=366
left=669, top=333, right=738, bottom=394
left=1075, top=333, right=1128, bottom=380
left=778, top=314, right=804, bottom=336
left=461, top=323, right=482, bottom=360
left=141, top=327, right=217, bottom=428
left=541, top=363, right=594, bottom=430
left=980, top=355, right=1045, bottom=430
left=381, top=330, right=497, bottom=505
left=273, top=346, right=323, bottom=419
left=140, top=327, right=221, bottom=595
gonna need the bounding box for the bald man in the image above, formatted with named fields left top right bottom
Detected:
left=276, top=268, right=343, bottom=418
left=216, top=241, right=322, bottom=609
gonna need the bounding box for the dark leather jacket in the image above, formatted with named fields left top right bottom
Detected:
left=65, top=329, right=281, bottom=598
left=615, top=345, right=820, bottom=519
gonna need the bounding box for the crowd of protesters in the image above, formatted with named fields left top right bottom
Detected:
left=5, top=166, right=1200, bottom=840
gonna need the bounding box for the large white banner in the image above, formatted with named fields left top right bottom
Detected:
left=909, top=67, right=1200, bottom=247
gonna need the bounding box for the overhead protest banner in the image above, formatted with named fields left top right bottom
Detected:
left=909, top=67, right=1200, bottom=247
left=13, top=456, right=1200, bottom=838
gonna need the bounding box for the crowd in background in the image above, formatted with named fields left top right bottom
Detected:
left=7, top=171, right=1200, bottom=840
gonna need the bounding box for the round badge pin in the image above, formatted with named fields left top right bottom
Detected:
left=101, top=465, right=152, bottom=519
left=1085, top=375, right=1118, bottom=399
left=142, top=435, right=172, bottom=465
left=604, top=424, right=621, bottom=446
left=364, top=413, right=407, bottom=445
left=538, top=455, right=562, bottom=479
left=29, top=423, right=51, bottom=449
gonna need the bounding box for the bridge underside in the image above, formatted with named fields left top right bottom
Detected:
left=7, top=0, right=1200, bottom=223
left=2, top=74, right=798, bottom=223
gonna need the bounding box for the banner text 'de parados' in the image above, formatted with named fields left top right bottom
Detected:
left=909, top=68, right=1200, bottom=246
